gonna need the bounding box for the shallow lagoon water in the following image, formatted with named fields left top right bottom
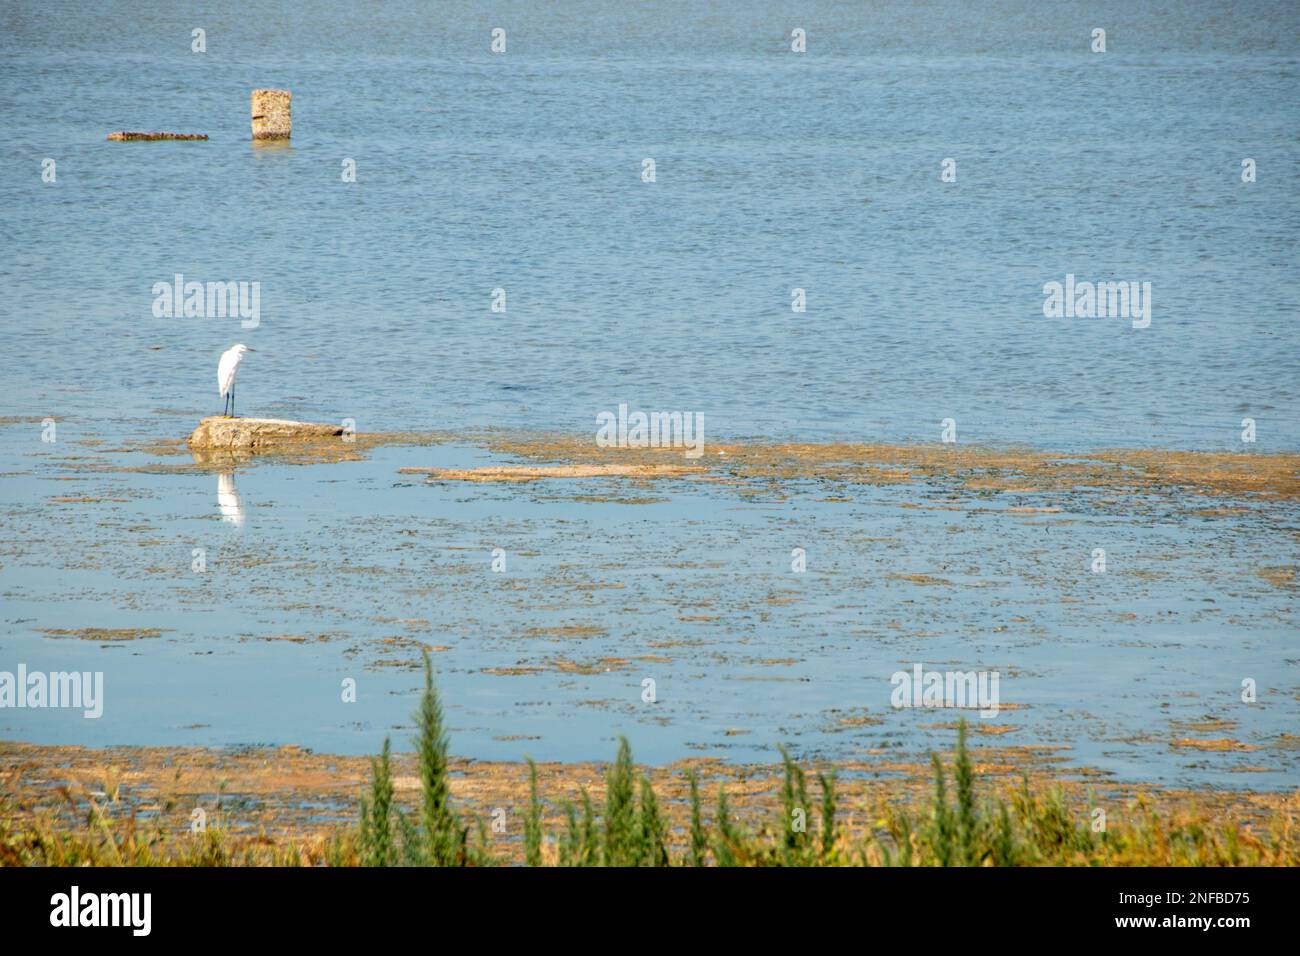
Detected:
left=1, top=419, right=1295, bottom=790
left=0, top=0, right=1297, bottom=789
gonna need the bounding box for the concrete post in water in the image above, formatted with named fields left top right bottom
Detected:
left=251, top=89, right=292, bottom=140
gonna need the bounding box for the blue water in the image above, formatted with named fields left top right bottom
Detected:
left=2, top=0, right=1297, bottom=446
left=0, top=0, right=1297, bottom=788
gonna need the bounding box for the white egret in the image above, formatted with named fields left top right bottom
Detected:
left=217, top=343, right=255, bottom=417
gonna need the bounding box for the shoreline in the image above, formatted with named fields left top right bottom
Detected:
left=4, top=738, right=1297, bottom=865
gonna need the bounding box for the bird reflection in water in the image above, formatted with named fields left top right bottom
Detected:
left=217, top=472, right=245, bottom=526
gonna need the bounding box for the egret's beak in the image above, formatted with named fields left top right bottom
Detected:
left=245, top=348, right=257, bottom=352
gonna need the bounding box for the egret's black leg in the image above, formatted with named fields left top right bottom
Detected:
left=231, top=390, right=235, bottom=418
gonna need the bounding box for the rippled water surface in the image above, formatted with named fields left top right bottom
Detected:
left=1, top=0, right=1296, bottom=787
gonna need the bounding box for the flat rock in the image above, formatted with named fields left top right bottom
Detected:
left=106, top=131, right=209, bottom=141
left=188, top=417, right=345, bottom=451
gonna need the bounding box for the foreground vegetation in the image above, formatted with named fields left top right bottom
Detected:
left=3, top=655, right=1295, bottom=866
